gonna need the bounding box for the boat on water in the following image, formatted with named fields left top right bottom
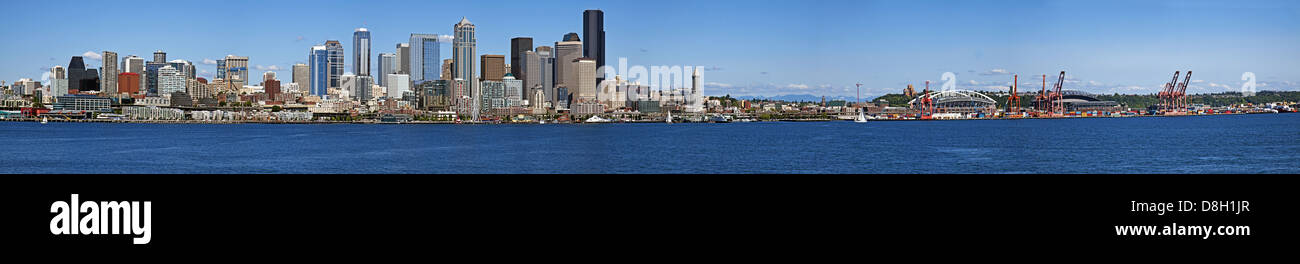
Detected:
left=41, top=117, right=48, bottom=124
left=854, top=110, right=868, bottom=123
left=707, top=114, right=729, bottom=123
left=585, top=116, right=612, bottom=123
left=853, top=83, right=868, bottom=123
left=665, top=111, right=673, bottom=123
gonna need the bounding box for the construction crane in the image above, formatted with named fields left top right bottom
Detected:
left=1175, top=71, right=1191, bottom=110
left=919, top=81, right=934, bottom=116
left=1006, top=74, right=1021, bottom=113
left=1035, top=74, right=1048, bottom=111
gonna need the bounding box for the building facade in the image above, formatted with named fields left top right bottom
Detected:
left=510, top=37, right=532, bottom=84
left=377, top=53, right=397, bottom=86
left=409, top=34, right=440, bottom=81
left=292, top=63, right=309, bottom=93
left=583, top=10, right=606, bottom=84
left=480, top=54, right=504, bottom=81
left=325, top=40, right=344, bottom=89
left=102, top=51, right=118, bottom=96
left=453, top=17, right=477, bottom=100
left=554, top=37, right=582, bottom=95
left=353, top=28, right=371, bottom=77
left=309, top=45, right=329, bottom=96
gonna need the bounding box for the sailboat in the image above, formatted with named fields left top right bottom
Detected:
left=41, top=116, right=48, bottom=124
left=665, top=111, right=673, bottom=124
left=854, top=83, right=868, bottom=123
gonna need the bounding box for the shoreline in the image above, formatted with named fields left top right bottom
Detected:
left=0, top=112, right=1285, bottom=125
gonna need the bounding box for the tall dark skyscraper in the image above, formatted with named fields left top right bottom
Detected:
left=67, top=56, right=86, bottom=92
left=583, top=9, right=605, bottom=83
left=510, top=37, right=532, bottom=84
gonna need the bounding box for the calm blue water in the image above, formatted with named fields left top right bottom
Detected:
left=2, top=114, right=1297, bottom=174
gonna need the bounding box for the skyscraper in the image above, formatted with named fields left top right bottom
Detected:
left=409, top=34, right=440, bottom=81
left=325, top=40, right=344, bottom=89
left=533, top=46, right=555, bottom=106
left=50, top=66, right=68, bottom=96
left=453, top=17, right=477, bottom=107
left=353, top=28, right=371, bottom=77
left=441, top=59, right=452, bottom=81
left=396, top=43, right=410, bottom=74
left=67, top=56, right=99, bottom=92
left=583, top=10, right=606, bottom=84
left=292, top=63, right=309, bottom=93
left=102, top=51, right=118, bottom=96
left=153, top=50, right=166, bottom=63
left=377, top=53, right=397, bottom=86
left=158, top=65, right=185, bottom=95
left=554, top=35, right=582, bottom=93
left=574, top=58, right=596, bottom=102
left=480, top=54, right=504, bottom=81
left=216, top=59, right=226, bottom=80
left=117, top=72, right=140, bottom=95
left=510, top=37, right=533, bottom=83
left=222, top=55, right=249, bottom=87
left=309, top=45, right=329, bottom=96
left=122, top=55, right=145, bottom=74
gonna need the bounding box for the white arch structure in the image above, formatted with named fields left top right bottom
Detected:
left=907, top=90, right=997, bottom=106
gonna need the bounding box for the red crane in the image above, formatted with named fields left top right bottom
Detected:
left=1034, top=74, right=1047, bottom=111
left=1050, top=71, right=1065, bottom=114
left=1175, top=71, right=1191, bottom=110
left=1159, top=71, right=1180, bottom=111
left=1006, top=74, right=1021, bottom=113
left=919, top=81, right=934, bottom=116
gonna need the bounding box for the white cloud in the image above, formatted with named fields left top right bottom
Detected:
left=438, top=35, right=455, bottom=42
left=254, top=65, right=283, bottom=71
left=202, top=59, right=218, bottom=65
left=81, top=51, right=102, bottom=60
left=1191, top=79, right=1205, bottom=83
left=980, top=69, right=1011, bottom=76
left=703, top=82, right=732, bottom=88
left=786, top=84, right=810, bottom=89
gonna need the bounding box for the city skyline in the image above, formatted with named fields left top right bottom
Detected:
left=2, top=0, right=1299, bottom=99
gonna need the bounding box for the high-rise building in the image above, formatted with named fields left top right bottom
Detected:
left=216, top=59, right=226, bottom=80
left=325, top=40, right=344, bottom=89
left=117, top=72, right=140, bottom=95
left=340, top=73, right=357, bottom=99
left=385, top=74, right=409, bottom=100
left=355, top=76, right=374, bottom=102
left=144, top=61, right=165, bottom=95
left=50, top=66, right=68, bottom=96
left=102, top=51, right=118, bottom=96
left=153, top=50, right=166, bottom=63
left=158, top=65, right=185, bottom=95
left=583, top=10, right=606, bottom=84
left=308, top=45, right=329, bottom=96
left=574, top=58, right=597, bottom=102
left=453, top=17, right=476, bottom=93
left=123, top=55, right=144, bottom=73
left=353, top=28, right=371, bottom=77
left=480, top=54, right=504, bottom=81
left=222, top=55, right=249, bottom=87
left=396, top=43, right=410, bottom=74
left=409, top=34, right=440, bottom=81
left=292, top=63, right=309, bottom=93
left=441, top=59, right=452, bottom=81
left=510, top=37, right=532, bottom=83
left=377, top=53, right=397, bottom=86
left=265, top=79, right=281, bottom=97
left=533, top=46, right=555, bottom=106
left=554, top=36, right=582, bottom=93
left=67, top=56, right=100, bottom=92
left=503, top=73, right=523, bottom=108
left=263, top=71, right=276, bottom=84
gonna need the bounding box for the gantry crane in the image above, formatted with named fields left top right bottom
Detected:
left=1175, top=71, right=1191, bottom=110
left=1006, top=74, right=1020, bottom=113
left=1159, top=71, right=1180, bottom=111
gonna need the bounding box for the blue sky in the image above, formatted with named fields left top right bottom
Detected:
left=2, top=0, right=1297, bottom=98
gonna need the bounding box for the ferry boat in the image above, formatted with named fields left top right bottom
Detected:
left=585, top=116, right=612, bottom=123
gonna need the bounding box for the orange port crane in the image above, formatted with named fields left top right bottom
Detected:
left=1035, top=74, right=1048, bottom=111
left=1174, top=71, right=1191, bottom=110
left=1006, top=74, right=1020, bottom=112
left=1050, top=71, right=1065, bottom=114
left=1159, top=71, right=1180, bottom=111
left=919, top=81, right=934, bottom=116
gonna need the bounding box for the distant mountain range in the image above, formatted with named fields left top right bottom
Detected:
left=721, top=94, right=867, bottom=102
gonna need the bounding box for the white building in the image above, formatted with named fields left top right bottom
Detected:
left=157, top=65, right=186, bottom=95
left=386, top=74, right=410, bottom=100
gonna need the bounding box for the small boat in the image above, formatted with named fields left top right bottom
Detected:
left=665, top=111, right=673, bottom=124
left=854, top=110, right=868, bottom=123
left=41, top=117, right=48, bottom=124
left=585, top=116, right=612, bottom=123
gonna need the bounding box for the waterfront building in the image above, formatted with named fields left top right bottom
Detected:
left=480, top=54, right=504, bottom=81
left=353, top=28, right=371, bottom=77
left=453, top=17, right=477, bottom=103
left=158, top=65, right=186, bottom=95
left=377, top=53, right=397, bottom=86
left=54, top=94, right=112, bottom=112
left=414, top=80, right=450, bottom=111
left=396, top=43, right=410, bottom=74
left=409, top=34, right=440, bottom=81
left=308, top=45, right=329, bottom=96
left=583, top=10, right=606, bottom=84
left=480, top=79, right=506, bottom=111
left=153, top=50, right=166, bottom=63
left=510, top=37, right=532, bottom=83
left=386, top=74, right=410, bottom=100
left=50, top=66, right=68, bottom=96
left=554, top=36, right=582, bottom=94
left=102, top=51, right=118, bottom=96
left=292, top=63, right=309, bottom=93
left=325, top=40, right=344, bottom=89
